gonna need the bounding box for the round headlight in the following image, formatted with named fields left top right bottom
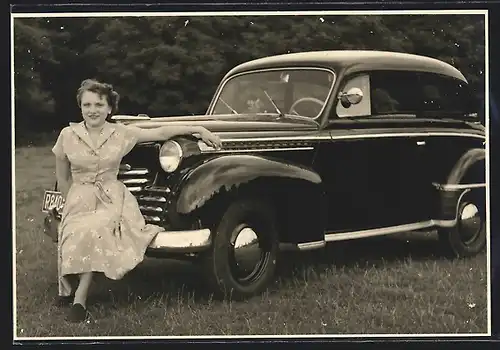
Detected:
left=159, top=140, right=183, bottom=172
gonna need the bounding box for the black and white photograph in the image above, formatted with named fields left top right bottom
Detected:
left=12, top=8, right=491, bottom=339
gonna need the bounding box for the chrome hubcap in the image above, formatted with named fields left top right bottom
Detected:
left=459, top=203, right=482, bottom=244
left=231, top=225, right=265, bottom=284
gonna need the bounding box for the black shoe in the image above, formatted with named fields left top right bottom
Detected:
left=55, top=295, right=74, bottom=307
left=67, top=303, right=90, bottom=323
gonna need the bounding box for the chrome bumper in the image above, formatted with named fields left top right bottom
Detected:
left=42, top=211, right=212, bottom=254
left=147, top=228, right=212, bottom=253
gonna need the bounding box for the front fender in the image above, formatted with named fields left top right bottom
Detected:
left=174, top=154, right=322, bottom=214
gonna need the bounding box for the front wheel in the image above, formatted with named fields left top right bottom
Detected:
left=201, top=197, right=279, bottom=300
left=438, top=190, right=486, bottom=258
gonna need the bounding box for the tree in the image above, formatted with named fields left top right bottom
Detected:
left=13, top=19, right=58, bottom=131
left=12, top=14, right=486, bottom=132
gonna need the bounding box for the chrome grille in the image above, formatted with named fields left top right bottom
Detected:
left=118, top=164, right=170, bottom=226
left=118, top=165, right=153, bottom=192
left=137, top=187, right=171, bottom=226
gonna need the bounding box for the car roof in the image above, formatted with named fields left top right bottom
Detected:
left=225, top=50, right=468, bottom=83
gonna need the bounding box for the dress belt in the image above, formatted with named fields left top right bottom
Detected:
left=77, top=179, right=115, bottom=204
left=59, top=180, right=125, bottom=246
left=76, top=180, right=124, bottom=237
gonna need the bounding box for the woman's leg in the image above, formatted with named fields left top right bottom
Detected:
left=67, top=272, right=93, bottom=322
left=55, top=274, right=76, bottom=306
left=73, top=272, right=93, bottom=308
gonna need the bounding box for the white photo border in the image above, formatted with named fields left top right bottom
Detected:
left=11, top=8, right=491, bottom=341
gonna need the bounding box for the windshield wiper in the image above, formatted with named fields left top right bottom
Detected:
left=261, top=88, right=284, bottom=118
left=219, top=98, right=238, bottom=114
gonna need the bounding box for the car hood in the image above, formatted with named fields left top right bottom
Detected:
left=112, top=113, right=319, bottom=137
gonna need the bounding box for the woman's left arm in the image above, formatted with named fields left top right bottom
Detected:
left=127, top=124, right=222, bottom=149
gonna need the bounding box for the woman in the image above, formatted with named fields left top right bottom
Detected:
left=52, top=79, right=222, bottom=322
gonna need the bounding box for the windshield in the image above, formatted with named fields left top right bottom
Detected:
left=210, top=68, right=335, bottom=119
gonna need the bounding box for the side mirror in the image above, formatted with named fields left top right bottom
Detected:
left=338, top=87, right=364, bottom=108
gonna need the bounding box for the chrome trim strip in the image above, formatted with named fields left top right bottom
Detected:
left=111, top=114, right=151, bottom=121
left=127, top=186, right=142, bottom=192
left=119, top=163, right=132, bottom=171
left=198, top=131, right=484, bottom=154
left=207, top=66, right=337, bottom=120
left=432, top=219, right=456, bottom=228
left=432, top=182, right=486, bottom=191
left=144, top=215, right=161, bottom=222
left=297, top=240, right=326, bottom=250
left=218, top=131, right=485, bottom=143
left=139, top=205, right=163, bottom=212
left=283, top=219, right=460, bottom=250
left=122, top=178, right=149, bottom=184
left=148, top=229, right=211, bottom=252
left=324, top=221, right=436, bottom=242
left=119, top=169, right=149, bottom=175
left=145, top=187, right=171, bottom=194
left=199, top=146, right=315, bottom=153
left=137, top=195, right=167, bottom=203
left=277, top=193, right=479, bottom=248
left=330, top=131, right=487, bottom=141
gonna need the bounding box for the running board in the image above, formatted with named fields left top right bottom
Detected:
left=324, top=220, right=436, bottom=242
left=282, top=219, right=455, bottom=252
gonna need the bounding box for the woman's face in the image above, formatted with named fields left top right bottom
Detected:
left=80, top=90, right=111, bottom=128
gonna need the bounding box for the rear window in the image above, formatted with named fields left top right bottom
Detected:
left=417, top=72, right=478, bottom=117
left=369, top=70, right=478, bottom=119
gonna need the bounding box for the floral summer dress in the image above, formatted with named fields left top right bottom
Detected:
left=52, top=121, right=163, bottom=297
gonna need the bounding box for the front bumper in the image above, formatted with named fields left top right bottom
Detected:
left=147, top=228, right=212, bottom=253
left=42, top=212, right=212, bottom=254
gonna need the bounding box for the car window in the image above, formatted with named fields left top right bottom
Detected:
left=336, top=74, right=372, bottom=118
left=417, top=73, right=478, bottom=117
left=369, top=71, right=421, bottom=115
left=289, top=70, right=334, bottom=118
left=240, top=80, right=286, bottom=114
left=333, top=70, right=478, bottom=120
left=211, top=69, right=335, bottom=118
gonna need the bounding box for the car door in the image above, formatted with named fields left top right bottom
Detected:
left=413, top=71, right=485, bottom=180
left=367, top=70, right=435, bottom=225
left=314, top=71, right=431, bottom=234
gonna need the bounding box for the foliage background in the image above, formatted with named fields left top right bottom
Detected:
left=13, top=14, right=485, bottom=138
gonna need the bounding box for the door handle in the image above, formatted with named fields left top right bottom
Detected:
left=416, top=140, right=426, bottom=146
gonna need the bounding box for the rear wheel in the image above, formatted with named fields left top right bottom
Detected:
left=201, top=197, right=279, bottom=300
left=438, top=190, right=486, bottom=258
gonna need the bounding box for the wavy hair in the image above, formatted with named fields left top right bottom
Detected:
left=76, top=79, right=120, bottom=116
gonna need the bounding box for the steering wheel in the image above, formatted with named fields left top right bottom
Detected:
left=289, top=97, right=324, bottom=117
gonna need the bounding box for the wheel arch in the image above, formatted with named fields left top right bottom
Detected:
left=435, top=147, right=487, bottom=225
left=446, top=147, right=486, bottom=185
left=172, top=155, right=327, bottom=245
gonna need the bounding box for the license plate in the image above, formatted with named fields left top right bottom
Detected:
left=41, top=190, right=65, bottom=213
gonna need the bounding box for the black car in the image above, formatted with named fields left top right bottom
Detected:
left=43, top=50, right=487, bottom=300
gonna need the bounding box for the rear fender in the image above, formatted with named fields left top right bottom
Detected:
left=435, top=148, right=486, bottom=223
left=447, top=148, right=486, bottom=185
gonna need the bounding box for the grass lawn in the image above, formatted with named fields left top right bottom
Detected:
left=13, top=144, right=489, bottom=338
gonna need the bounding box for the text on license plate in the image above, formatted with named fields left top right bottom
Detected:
left=42, top=190, right=65, bottom=213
